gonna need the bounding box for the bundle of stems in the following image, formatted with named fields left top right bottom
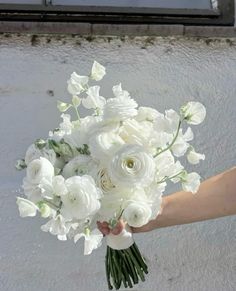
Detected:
left=105, top=242, right=148, bottom=290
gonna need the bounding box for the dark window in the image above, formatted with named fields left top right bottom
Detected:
left=0, top=0, right=234, bottom=26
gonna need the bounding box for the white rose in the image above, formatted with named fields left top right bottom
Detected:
left=25, top=144, right=56, bottom=166
left=62, top=155, right=97, bottom=179
left=181, top=102, right=206, bottom=125
left=67, top=72, right=88, bottom=95
left=89, top=131, right=124, bottom=163
left=26, top=157, right=54, bottom=184
left=187, top=149, right=205, bottom=165
left=90, top=61, right=106, bottom=81
left=61, top=175, right=101, bottom=220
left=16, top=197, right=39, bottom=217
left=108, top=144, right=155, bottom=188
left=82, top=85, right=106, bottom=110
left=103, top=84, right=138, bottom=121
left=123, top=201, right=152, bottom=227
left=182, top=172, right=201, bottom=194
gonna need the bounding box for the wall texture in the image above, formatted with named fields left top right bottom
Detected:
left=0, top=34, right=236, bottom=291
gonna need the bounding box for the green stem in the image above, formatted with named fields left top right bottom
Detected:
left=153, top=120, right=181, bottom=158
left=106, top=248, right=113, bottom=290
left=74, top=105, right=80, bottom=122
left=156, top=171, right=184, bottom=185
left=126, top=248, right=145, bottom=282
left=131, top=244, right=148, bottom=274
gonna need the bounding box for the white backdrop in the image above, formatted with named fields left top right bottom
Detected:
left=0, top=34, right=236, bottom=291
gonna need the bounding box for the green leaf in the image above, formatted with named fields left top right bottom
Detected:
left=34, top=138, right=46, bottom=150
left=57, top=100, right=72, bottom=112
left=15, top=159, right=27, bottom=170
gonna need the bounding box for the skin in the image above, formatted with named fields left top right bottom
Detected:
left=97, top=167, right=236, bottom=235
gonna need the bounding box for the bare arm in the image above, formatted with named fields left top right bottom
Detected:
left=132, top=167, right=236, bottom=233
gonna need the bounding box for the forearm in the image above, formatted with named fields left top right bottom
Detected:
left=156, top=167, right=236, bottom=229
left=132, top=167, right=236, bottom=233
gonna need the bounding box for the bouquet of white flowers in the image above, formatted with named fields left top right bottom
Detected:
left=16, top=61, right=206, bottom=290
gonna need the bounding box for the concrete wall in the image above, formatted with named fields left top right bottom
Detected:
left=0, top=34, right=236, bottom=291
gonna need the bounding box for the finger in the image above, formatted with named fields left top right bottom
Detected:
left=110, top=220, right=125, bottom=235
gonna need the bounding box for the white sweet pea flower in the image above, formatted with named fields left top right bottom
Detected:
left=154, top=109, right=180, bottom=134
left=103, top=84, right=138, bottom=121
left=123, top=201, right=152, bottom=227
left=62, top=155, right=97, bottom=179
left=108, top=144, right=155, bottom=188
left=187, top=148, right=205, bottom=165
left=61, top=175, right=101, bottom=220
left=22, top=177, right=42, bottom=203
left=171, top=127, right=194, bottom=157
left=67, top=72, right=89, bottom=95
left=41, top=214, right=70, bottom=240
left=135, top=106, right=162, bottom=122
left=90, top=61, right=106, bottom=81
left=16, top=197, right=39, bottom=217
left=181, top=102, right=206, bottom=125
left=112, top=83, right=130, bottom=98
left=25, top=144, right=56, bottom=166
left=89, top=131, right=125, bottom=163
left=74, top=228, right=103, bottom=255
left=26, top=157, right=54, bottom=184
left=49, top=114, right=74, bottom=141
left=38, top=202, right=53, bottom=218
left=82, top=86, right=106, bottom=110
left=182, top=172, right=201, bottom=194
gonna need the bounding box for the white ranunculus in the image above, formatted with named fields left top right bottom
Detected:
left=67, top=72, right=89, bottom=95
left=103, top=84, right=138, bottom=121
left=181, top=102, right=206, bottom=125
left=182, top=172, right=201, bottom=194
left=74, top=228, right=103, bottom=255
left=119, top=119, right=153, bottom=151
left=96, top=168, right=115, bottom=193
left=82, top=85, right=106, bottom=110
left=25, top=144, right=56, bottom=166
left=135, top=106, right=162, bottom=122
left=89, top=131, right=125, bottom=163
left=187, top=149, right=205, bottom=165
left=90, top=61, right=106, bottom=81
left=52, top=175, right=68, bottom=196
left=62, top=155, right=97, bottom=179
left=16, top=197, right=39, bottom=217
left=123, top=201, right=152, bottom=227
left=61, top=175, right=101, bottom=220
left=108, top=144, right=155, bottom=188
left=26, top=157, right=54, bottom=184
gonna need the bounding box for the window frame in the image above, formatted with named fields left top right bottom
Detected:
left=0, top=0, right=234, bottom=26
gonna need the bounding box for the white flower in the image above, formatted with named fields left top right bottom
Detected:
left=171, top=127, right=194, bottom=157
left=187, top=149, right=205, bottom=165
left=26, top=157, right=54, bottom=184
left=123, top=201, right=152, bottom=227
left=182, top=172, right=201, bottom=193
left=41, top=214, right=70, bottom=240
left=74, top=228, right=103, bottom=255
left=67, top=72, right=89, bottom=95
left=135, top=106, right=161, bottom=122
left=61, top=175, right=101, bottom=220
left=103, top=84, right=138, bottom=121
left=154, top=109, right=180, bottom=134
left=25, top=144, right=56, bottom=166
left=62, top=155, right=97, bottom=179
left=96, top=168, right=115, bottom=193
left=82, top=86, right=106, bottom=110
left=22, top=177, right=42, bottom=203
left=38, top=202, right=53, bottom=218
left=16, top=197, right=39, bottom=217
left=112, top=83, right=130, bottom=98
left=89, top=131, right=124, bottom=163
left=52, top=175, right=68, bottom=196
left=108, top=144, right=155, bottom=188
left=91, top=61, right=106, bottom=81
left=181, top=102, right=206, bottom=125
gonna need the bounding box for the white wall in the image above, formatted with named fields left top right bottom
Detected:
left=0, top=34, right=236, bottom=291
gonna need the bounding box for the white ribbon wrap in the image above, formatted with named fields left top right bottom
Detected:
left=106, top=224, right=134, bottom=250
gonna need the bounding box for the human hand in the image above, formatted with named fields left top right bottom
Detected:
left=97, top=220, right=126, bottom=236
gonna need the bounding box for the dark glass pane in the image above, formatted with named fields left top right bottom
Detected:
left=53, top=0, right=213, bottom=9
